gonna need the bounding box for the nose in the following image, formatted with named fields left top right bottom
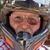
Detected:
left=22, top=24, right=28, bottom=29
left=21, top=22, right=29, bottom=29
left=23, top=24, right=28, bottom=29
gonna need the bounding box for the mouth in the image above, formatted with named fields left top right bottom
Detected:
left=16, top=31, right=31, bottom=40
left=16, top=31, right=32, bottom=48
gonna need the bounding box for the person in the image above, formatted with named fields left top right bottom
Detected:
left=0, top=0, right=50, bottom=50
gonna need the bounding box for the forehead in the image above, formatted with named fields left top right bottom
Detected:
left=10, top=11, right=39, bottom=18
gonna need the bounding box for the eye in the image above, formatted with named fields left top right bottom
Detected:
left=27, top=18, right=38, bottom=25
left=15, top=16, right=21, bottom=19
left=15, top=16, right=23, bottom=23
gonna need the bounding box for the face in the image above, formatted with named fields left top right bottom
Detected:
left=9, top=11, right=40, bottom=35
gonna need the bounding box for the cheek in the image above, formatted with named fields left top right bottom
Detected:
left=31, top=23, right=40, bottom=34
left=9, top=17, right=18, bottom=30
